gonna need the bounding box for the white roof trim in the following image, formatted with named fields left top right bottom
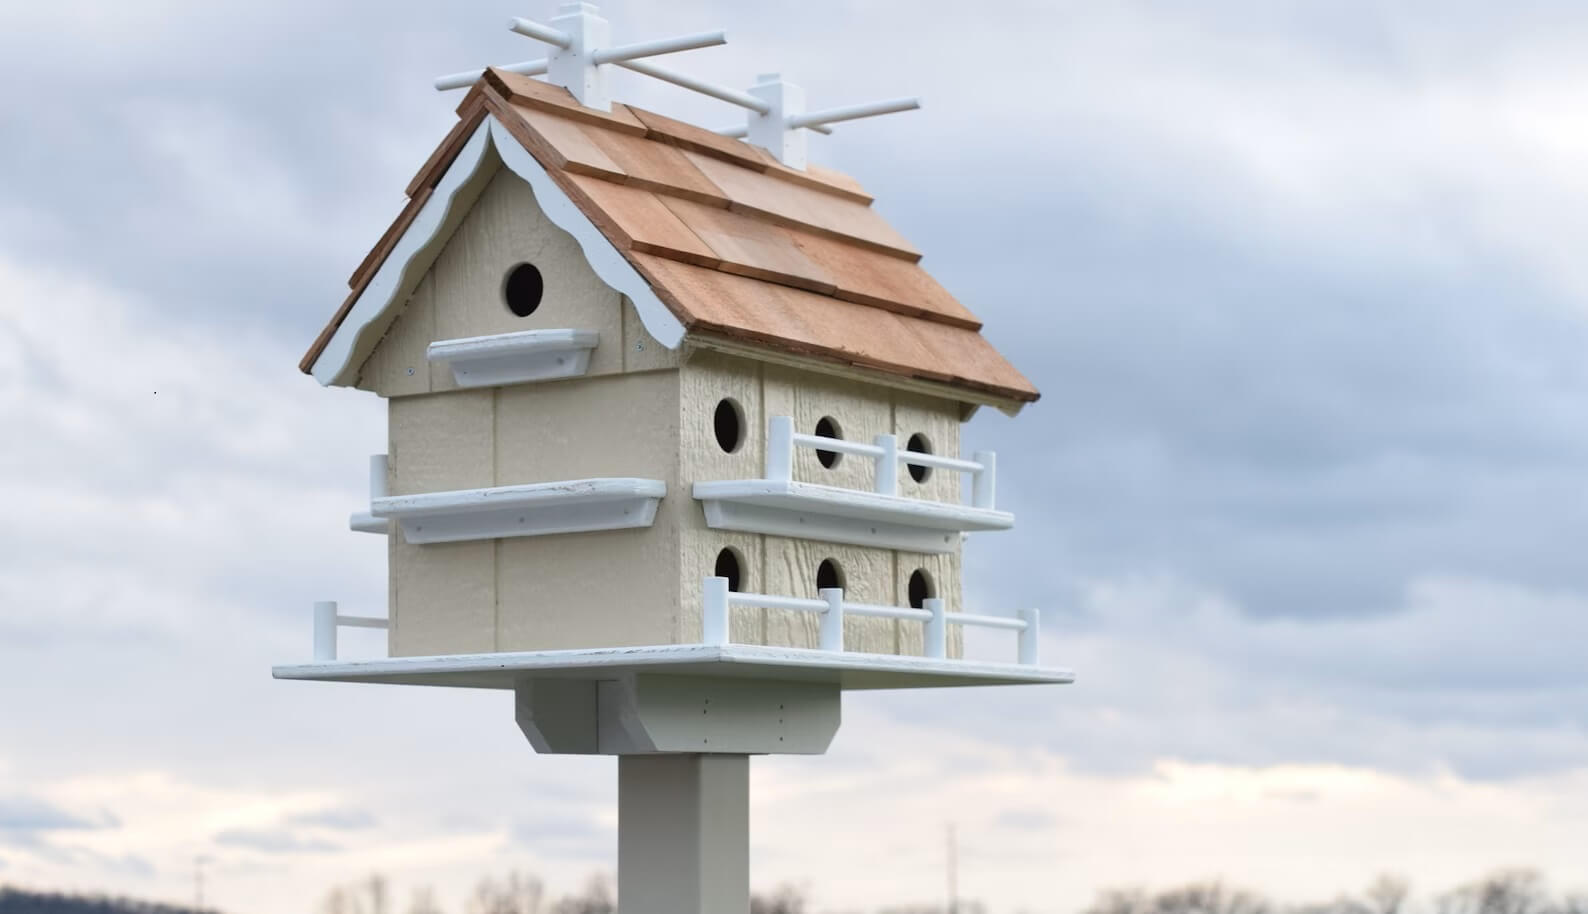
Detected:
left=311, top=116, right=687, bottom=387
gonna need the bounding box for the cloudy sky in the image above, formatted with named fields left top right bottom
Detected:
left=2, top=0, right=1586, bottom=911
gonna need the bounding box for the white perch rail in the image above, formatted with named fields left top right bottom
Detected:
left=702, top=577, right=1040, bottom=666
left=312, top=601, right=391, bottom=661
left=767, top=415, right=996, bottom=508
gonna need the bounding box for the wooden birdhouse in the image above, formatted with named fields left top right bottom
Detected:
left=283, top=5, right=1066, bottom=702
left=278, top=10, right=1071, bottom=909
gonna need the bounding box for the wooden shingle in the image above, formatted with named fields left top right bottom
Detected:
left=303, top=69, right=1038, bottom=404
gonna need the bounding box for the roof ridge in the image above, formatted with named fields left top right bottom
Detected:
left=483, top=69, right=874, bottom=206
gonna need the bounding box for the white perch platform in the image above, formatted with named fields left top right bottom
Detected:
left=694, top=415, right=1011, bottom=552
left=426, top=328, right=599, bottom=388
left=371, top=477, right=665, bottom=544
left=273, top=642, right=1073, bottom=691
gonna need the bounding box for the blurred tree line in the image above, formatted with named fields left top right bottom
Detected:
left=307, top=869, right=1585, bottom=914
left=2, top=867, right=1583, bottom=914
left=0, top=887, right=205, bottom=914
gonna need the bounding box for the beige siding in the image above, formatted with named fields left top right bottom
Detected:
left=357, top=273, right=435, bottom=396
left=429, top=168, right=623, bottom=388
left=387, top=390, right=497, bottom=656
left=354, top=167, right=635, bottom=398
left=389, top=390, right=495, bottom=494
left=893, top=391, right=962, bottom=506
left=677, top=351, right=767, bottom=645
left=495, top=371, right=685, bottom=651
left=676, top=352, right=969, bottom=656
left=622, top=295, right=681, bottom=374
left=495, top=526, right=679, bottom=650
left=893, top=550, right=963, bottom=658
left=389, top=535, right=496, bottom=656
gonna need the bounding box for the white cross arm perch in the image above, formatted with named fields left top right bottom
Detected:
left=714, top=97, right=921, bottom=138
left=431, top=4, right=919, bottom=169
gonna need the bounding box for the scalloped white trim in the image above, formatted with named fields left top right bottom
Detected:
left=311, top=117, right=686, bottom=387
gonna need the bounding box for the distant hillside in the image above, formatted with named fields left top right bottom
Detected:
left=0, top=887, right=208, bottom=914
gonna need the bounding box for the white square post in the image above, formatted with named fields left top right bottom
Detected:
left=818, top=587, right=845, bottom=652
left=765, top=414, right=795, bottom=482
left=547, top=2, right=612, bottom=110
left=313, top=601, right=338, bottom=661
left=923, top=597, right=947, bottom=659
left=747, top=74, right=807, bottom=171
left=619, top=754, right=749, bottom=914
left=703, top=575, right=731, bottom=645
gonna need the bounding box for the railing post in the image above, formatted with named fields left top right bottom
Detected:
left=766, top=416, right=795, bottom=482
left=972, top=450, right=996, bottom=509
left=923, top=597, right=946, bottom=659
left=369, top=454, right=389, bottom=501
left=313, top=601, right=338, bottom=661
left=1018, top=607, right=1041, bottom=665
left=818, top=588, right=845, bottom=652
left=703, top=576, right=730, bottom=646
left=874, top=434, right=898, bottom=496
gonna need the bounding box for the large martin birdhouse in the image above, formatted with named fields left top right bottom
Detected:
left=277, top=7, right=1071, bottom=908
left=292, top=62, right=1056, bottom=673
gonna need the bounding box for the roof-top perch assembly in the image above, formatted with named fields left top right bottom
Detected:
left=432, top=1, right=920, bottom=170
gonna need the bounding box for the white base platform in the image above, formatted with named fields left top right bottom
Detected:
left=693, top=479, right=1014, bottom=553
left=272, top=643, right=1073, bottom=691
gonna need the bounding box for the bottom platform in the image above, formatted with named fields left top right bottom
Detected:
left=272, top=643, right=1074, bottom=691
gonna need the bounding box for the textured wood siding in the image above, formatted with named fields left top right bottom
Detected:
left=356, top=167, right=640, bottom=397
left=677, top=351, right=966, bottom=657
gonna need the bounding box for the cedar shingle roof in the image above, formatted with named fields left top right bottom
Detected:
left=302, top=69, right=1039, bottom=405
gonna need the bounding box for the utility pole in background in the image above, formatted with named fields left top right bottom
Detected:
left=947, top=822, right=959, bottom=914
left=193, top=855, right=205, bottom=911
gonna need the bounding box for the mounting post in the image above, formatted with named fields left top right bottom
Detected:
left=619, top=754, right=749, bottom=914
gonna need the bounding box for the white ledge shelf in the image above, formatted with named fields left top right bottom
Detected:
left=427, top=328, right=599, bottom=388
left=373, top=477, right=665, bottom=545
left=692, top=479, right=1012, bottom=553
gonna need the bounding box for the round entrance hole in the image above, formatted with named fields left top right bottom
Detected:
left=905, top=433, right=933, bottom=483
left=908, top=568, right=936, bottom=609
left=714, top=398, right=745, bottom=453
left=813, top=416, right=842, bottom=469
left=502, top=262, right=544, bottom=317
left=816, top=558, right=845, bottom=592
left=714, top=547, right=743, bottom=592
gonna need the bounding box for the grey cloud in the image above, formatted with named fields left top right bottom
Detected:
left=214, top=826, right=341, bottom=855
left=0, top=797, right=117, bottom=836
left=512, top=814, right=615, bottom=861
left=994, top=808, right=1058, bottom=832
left=284, top=806, right=378, bottom=830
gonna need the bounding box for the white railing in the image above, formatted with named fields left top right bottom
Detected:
left=702, top=576, right=1040, bottom=666
left=765, top=416, right=997, bottom=509
left=312, top=601, right=390, bottom=661
left=350, top=454, right=390, bottom=534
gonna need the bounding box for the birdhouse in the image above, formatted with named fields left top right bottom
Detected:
left=281, top=4, right=1067, bottom=714
left=278, top=10, right=1072, bottom=909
